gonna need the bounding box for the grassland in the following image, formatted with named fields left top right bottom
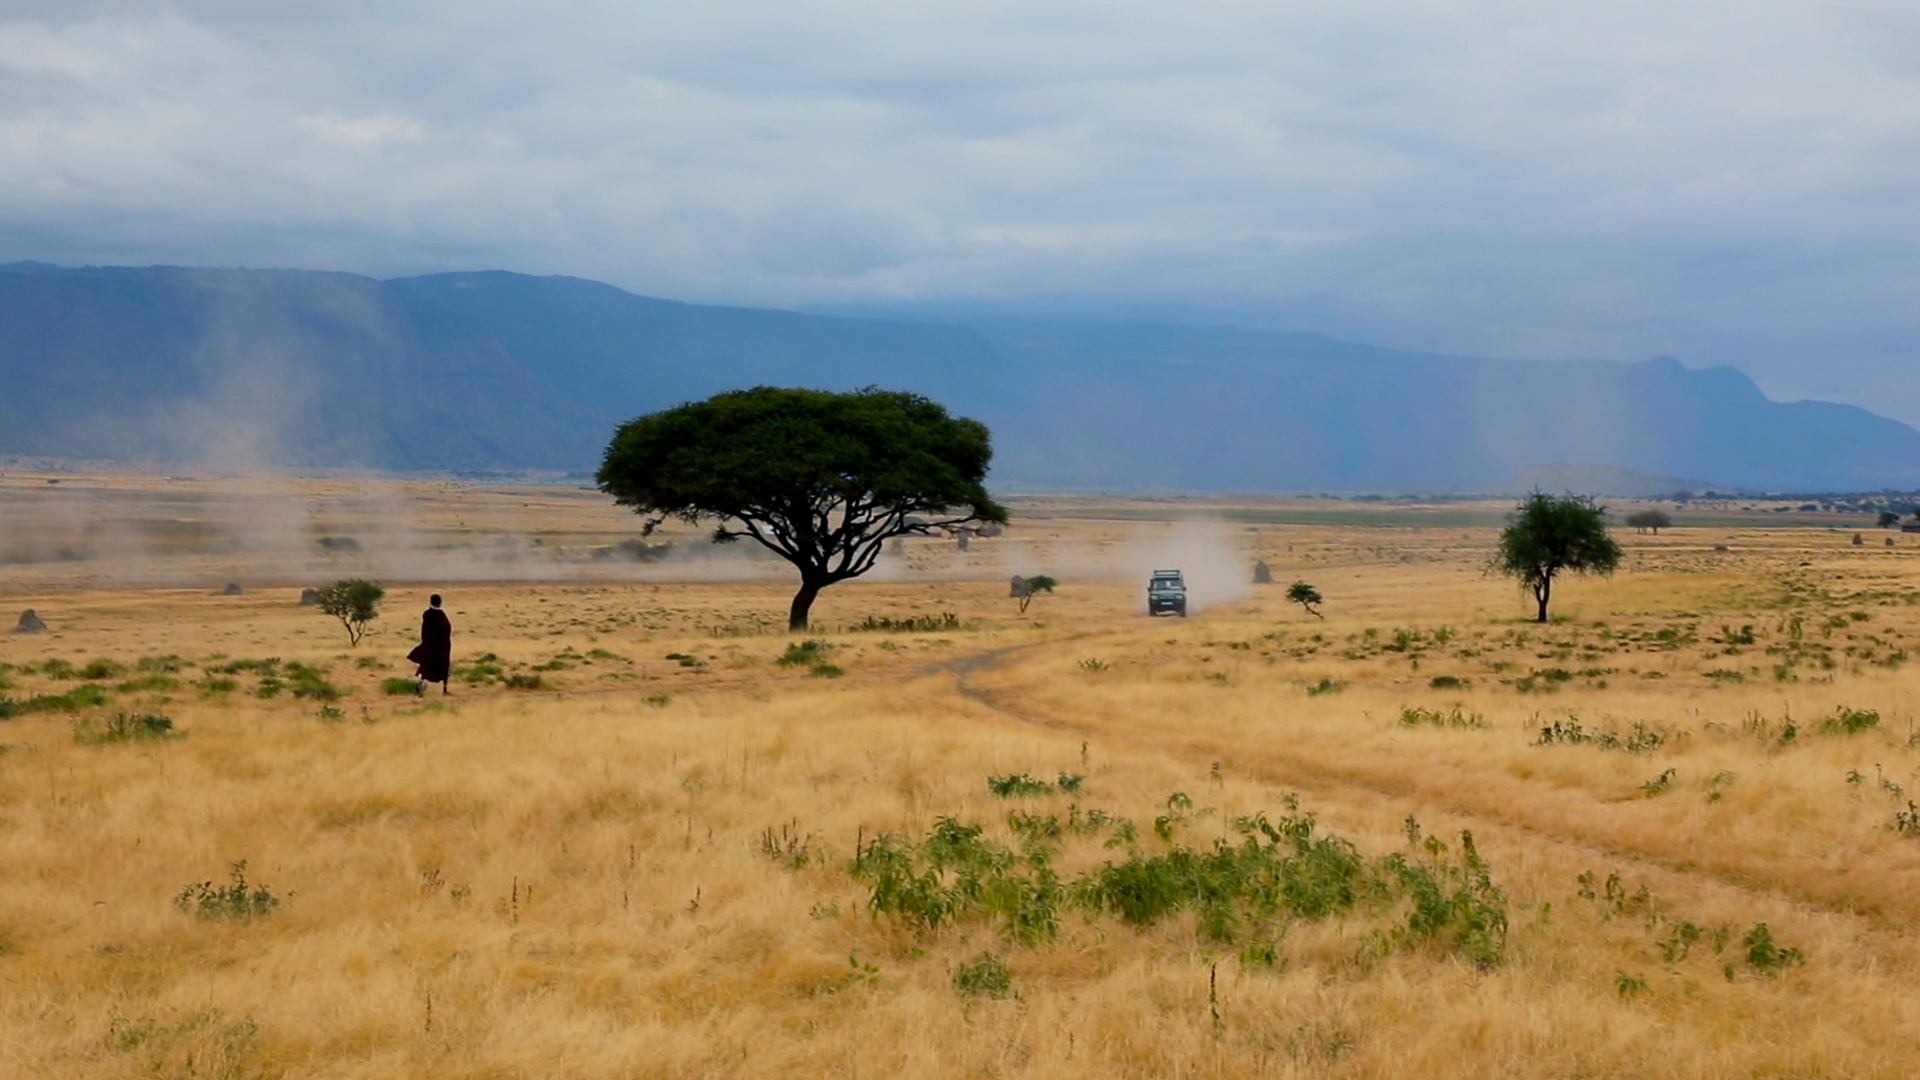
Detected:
left=4, top=473, right=1920, bottom=1077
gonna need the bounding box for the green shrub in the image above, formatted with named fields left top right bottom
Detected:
left=455, top=653, right=505, bottom=684
left=381, top=677, right=424, bottom=696
left=74, top=712, right=175, bottom=744
left=1427, top=675, right=1469, bottom=689
left=210, top=658, right=279, bottom=675
left=953, top=953, right=1013, bottom=998
left=175, top=861, right=279, bottom=921
left=1822, top=706, right=1880, bottom=735
left=20, top=683, right=110, bottom=713
left=854, top=612, right=963, bottom=633
left=313, top=579, right=384, bottom=646
left=80, top=658, right=126, bottom=680
left=849, top=797, right=1509, bottom=968
left=987, top=772, right=1055, bottom=797
left=503, top=673, right=543, bottom=690
left=776, top=641, right=829, bottom=667
left=1398, top=706, right=1488, bottom=729
left=284, top=662, right=339, bottom=701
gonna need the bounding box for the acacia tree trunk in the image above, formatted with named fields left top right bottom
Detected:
left=789, top=577, right=824, bottom=631
left=1533, top=575, right=1552, bottom=623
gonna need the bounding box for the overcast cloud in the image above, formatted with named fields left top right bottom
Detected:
left=3, top=2, right=1919, bottom=420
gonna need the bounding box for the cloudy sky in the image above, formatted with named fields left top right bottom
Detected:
left=4, top=2, right=1919, bottom=420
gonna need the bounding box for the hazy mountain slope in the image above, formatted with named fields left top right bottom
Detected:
left=3, top=262, right=1917, bottom=491
left=0, top=265, right=600, bottom=469
left=972, top=321, right=1920, bottom=491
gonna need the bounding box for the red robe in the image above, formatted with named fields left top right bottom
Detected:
left=407, top=608, right=452, bottom=683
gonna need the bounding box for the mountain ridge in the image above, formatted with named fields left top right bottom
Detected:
left=2, top=261, right=1915, bottom=492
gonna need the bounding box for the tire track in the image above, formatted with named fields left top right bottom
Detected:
left=942, top=638, right=1920, bottom=934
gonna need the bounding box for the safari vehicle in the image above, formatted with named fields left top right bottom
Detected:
left=1147, top=569, right=1187, bottom=616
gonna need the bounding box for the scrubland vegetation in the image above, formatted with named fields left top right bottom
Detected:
left=6, top=479, right=1920, bottom=1077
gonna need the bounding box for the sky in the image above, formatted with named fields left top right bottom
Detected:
left=3, top=2, right=1919, bottom=422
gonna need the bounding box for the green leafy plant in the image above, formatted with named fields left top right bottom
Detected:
left=73, top=712, right=175, bottom=745
left=1639, top=768, right=1677, bottom=797
left=313, top=579, right=384, bottom=646
left=1398, top=706, right=1488, bottom=729
left=1014, top=576, right=1056, bottom=615
left=1286, top=581, right=1324, bottom=619
left=953, top=953, right=1013, bottom=998
left=1821, top=706, right=1880, bottom=735
left=1490, top=493, right=1622, bottom=622
left=597, top=386, right=1006, bottom=630
left=853, top=612, right=962, bottom=633
left=174, top=861, right=280, bottom=921
left=987, top=772, right=1055, bottom=797
left=17, top=683, right=111, bottom=714
left=381, top=677, right=424, bottom=696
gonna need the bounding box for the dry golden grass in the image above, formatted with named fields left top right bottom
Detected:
left=5, top=474, right=1920, bottom=1077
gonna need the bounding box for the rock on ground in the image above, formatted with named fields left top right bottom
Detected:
left=13, top=609, right=47, bottom=633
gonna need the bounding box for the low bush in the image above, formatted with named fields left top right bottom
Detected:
left=848, top=799, right=1509, bottom=967
left=284, top=662, right=340, bottom=701
left=1398, top=706, right=1488, bottom=730
left=854, top=612, right=962, bottom=633
left=175, top=861, right=279, bottom=921
left=953, top=953, right=1013, bottom=998
left=776, top=641, right=829, bottom=667
left=381, top=677, right=423, bottom=696
left=73, top=711, right=175, bottom=744
left=1822, top=706, right=1880, bottom=735
left=18, top=683, right=111, bottom=714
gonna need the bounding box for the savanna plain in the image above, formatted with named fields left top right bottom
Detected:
left=7, top=474, right=1920, bottom=1078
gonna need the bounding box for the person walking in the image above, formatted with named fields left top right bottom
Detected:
left=407, top=594, right=453, bottom=694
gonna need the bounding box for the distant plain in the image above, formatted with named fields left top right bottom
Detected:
left=4, top=473, right=1920, bottom=1078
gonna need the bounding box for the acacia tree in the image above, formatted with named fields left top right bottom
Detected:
left=1491, top=493, right=1621, bottom=623
left=598, top=387, right=1007, bottom=630
left=1286, top=581, right=1324, bottom=619
left=1013, top=575, right=1056, bottom=614
left=314, top=579, right=384, bottom=646
left=1625, top=509, right=1672, bottom=534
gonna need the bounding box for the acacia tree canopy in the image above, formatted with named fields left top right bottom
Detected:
left=1491, top=493, right=1621, bottom=623
left=597, top=386, right=1008, bottom=630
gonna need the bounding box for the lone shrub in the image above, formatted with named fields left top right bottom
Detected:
left=175, top=861, right=280, bottom=921
left=381, top=677, right=424, bottom=696
left=953, top=953, right=1013, bottom=998
left=284, top=662, right=340, bottom=701
left=1015, top=575, right=1057, bottom=615
left=1286, top=581, right=1324, bottom=619
left=74, top=712, right=175, bottom=745
left=313, top=579, right=384, bottom=646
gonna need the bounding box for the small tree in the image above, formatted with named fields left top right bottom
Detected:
left=1286, top=581, right=1324, bottom=619
left=1015, top=575, right=1056, bottom=614
left=1491, top=493, right=1621, bottom=623
left=1879, top=511, right=1900, bottom=529
left=598, top=387, right=1007, bottom=630
left=1625, top=509, right=1672, bottom=534
left=314, top=579, right=384, bottom=645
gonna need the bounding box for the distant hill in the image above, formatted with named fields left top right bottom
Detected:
left=2, top=262, right=1917, bottom=492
